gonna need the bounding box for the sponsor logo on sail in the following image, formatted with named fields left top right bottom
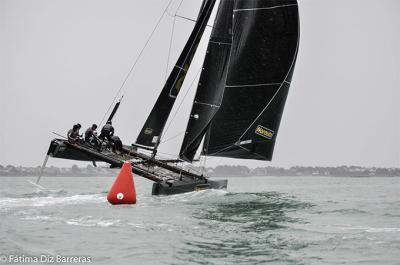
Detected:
left=255, top=125, right=274, bottom=140
left=144, top=128, right=153, bottom=135
left=171, top=63, right=190, bottom=97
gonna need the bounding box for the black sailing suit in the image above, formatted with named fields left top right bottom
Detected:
left=85, top=127, right=95, bottom=142
left=99, top=124, right=114, bottom=141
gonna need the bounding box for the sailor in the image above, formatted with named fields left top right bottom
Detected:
left=76, top=123, right=83, bottom=138
left=84, top=124, right=99, bottom=145
left=110, top=135, right=123, bottom=153
left=67, top=124, right=81, bottom=143
left=99, top=121, right=114, bottom=141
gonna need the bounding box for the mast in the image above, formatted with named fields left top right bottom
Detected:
left=202, top=0, right=300, bottom=160
left=179, top=0, right=234, bottom=162
left=136, top=0, right=217, bottom=149
left=107, top=96, right=123, bottom=123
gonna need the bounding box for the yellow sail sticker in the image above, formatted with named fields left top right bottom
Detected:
left=144, top=128, right=153, bottom=135
left=173, top=63, right=190, bottom=96
left=255, top=125, right=274, bottom=140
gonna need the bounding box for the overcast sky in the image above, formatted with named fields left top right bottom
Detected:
left=1, top=0, right=399, bottom=168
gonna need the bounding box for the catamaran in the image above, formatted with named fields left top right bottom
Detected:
left=43, top=0, right=300, bottom=195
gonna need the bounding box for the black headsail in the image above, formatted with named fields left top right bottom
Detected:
left=203, top=0, right=300, bottom=160
left=179, top=0, right=234, bottom=162
left=136, top=0, right=217, bottom=148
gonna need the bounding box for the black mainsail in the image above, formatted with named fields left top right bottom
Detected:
left=179, top=0, right=234, bottom=162
left=136, top=0, right=217, bottom=148
left=201, top=0, right=300, bottom=160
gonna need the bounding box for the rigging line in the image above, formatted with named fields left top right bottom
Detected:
left=201, top=153, right=224, bottom=168
left=99, top=0, right=175, bottom=127
left=237, top=144, right=267, bottom=160
left=162, top=67, right=202, bottom=139
left=176, top=14, right=196, bottom=23
left=168, top=0, right=215, bottom=98
left=199, top=155, right=206, bottom=175
left=165, top=15, right=177, bottom=81
left=176, top=0, right=185, bottom=13
left=203, top=144, right=236, bottom=162
left=160, top=131, right=185, bottom=144
left=166, top=13, right=214, bottom=28
left=156, top=151, right=180, bottom=159
left=165, top=0, right=185, bottom=81
left=203, top=155, right=208, bottom=175
left=182, top=163, right=203, bottom=174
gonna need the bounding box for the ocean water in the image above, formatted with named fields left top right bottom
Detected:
left=0, top=175, right=399, bottom=265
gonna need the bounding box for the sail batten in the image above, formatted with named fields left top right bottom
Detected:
left=136, top=0, right=217, bottom=148
left=203, top=0, right=300, bottom=161
left=179, top=0, right=235, bottom=162
left=233, top=4, right=298, bottom=12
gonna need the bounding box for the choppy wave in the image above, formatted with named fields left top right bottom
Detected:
left=65, top=216, right=121, bottom=227
left=171, top=192, right=314, bottom=264
left=366, top=227, right=400, bottom=233
left=315, top=208, right=370, bottom=215
left=1, top=176, right=399, bottom=265
left=160, top=189, right=228, bottom=202
left=190, top=192, right=312, bottom=224
left=1, top=189, right=68, bottom=199
left=0, top=194, right=105, bottom=209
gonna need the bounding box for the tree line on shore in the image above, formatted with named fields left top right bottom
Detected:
left=0, top=164, right=399, bottom=177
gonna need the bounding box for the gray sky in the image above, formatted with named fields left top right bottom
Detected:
left=0, top=0, right=399, bottom=168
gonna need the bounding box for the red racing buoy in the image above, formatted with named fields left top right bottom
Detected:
left=107, top=161, right=136, bottom=205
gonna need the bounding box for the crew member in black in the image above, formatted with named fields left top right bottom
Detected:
left=99, top=121, right=114, bottom=141
left=110, top=135, right=123, bottom=153
left=67, top=124, right=81, bottom=143
left=84, top=124, right=99, bottom=145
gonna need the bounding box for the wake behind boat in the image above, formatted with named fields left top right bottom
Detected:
left=43, top=0, right=300, bottom=195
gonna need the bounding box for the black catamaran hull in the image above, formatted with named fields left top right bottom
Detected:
left=47, top=139, right=227, bottom=195
left=152, top=179, right=227, bottom=195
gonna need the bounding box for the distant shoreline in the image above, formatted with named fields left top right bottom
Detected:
left=0, top=165, right=398, bottom=178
